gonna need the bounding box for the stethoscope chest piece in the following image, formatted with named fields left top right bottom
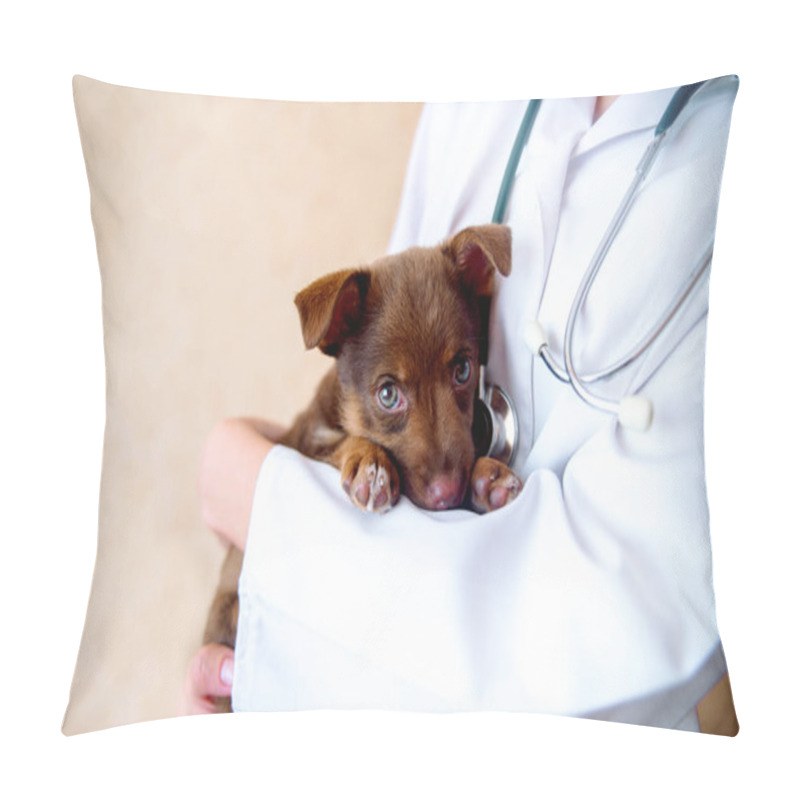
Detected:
left=473, top=381, right=519, bottom=465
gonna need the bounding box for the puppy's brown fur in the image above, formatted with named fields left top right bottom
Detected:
left=203, top=224, right=522, bottom=710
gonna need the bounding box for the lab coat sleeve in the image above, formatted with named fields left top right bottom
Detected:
left=385, top=105, right=435, bottom=253
left=387, top=101, right=529, bottom=253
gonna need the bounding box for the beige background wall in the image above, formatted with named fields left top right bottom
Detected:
left=64, top=76, right=421, bottom=733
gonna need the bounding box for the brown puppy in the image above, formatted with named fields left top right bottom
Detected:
left=203, top=224, right=522, bottom=708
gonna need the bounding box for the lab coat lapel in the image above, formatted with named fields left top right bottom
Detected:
left=524, top=98, right=595, bottom=315
left=571, top=86, right=676, bottom=159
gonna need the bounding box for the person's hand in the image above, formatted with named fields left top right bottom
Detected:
left=181, top=643, right=235, bottom=714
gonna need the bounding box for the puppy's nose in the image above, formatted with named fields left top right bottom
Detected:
left=427, top=473, right=466, bottom=510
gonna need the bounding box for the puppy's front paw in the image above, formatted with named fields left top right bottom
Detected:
left=470, top=456, right=522, bottom=513
left=340, top=442, right=400, bottom=513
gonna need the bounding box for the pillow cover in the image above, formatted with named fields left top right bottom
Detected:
left=64, top=76, right=422, bottom=734
left=65, top=75, right=738, bottom=735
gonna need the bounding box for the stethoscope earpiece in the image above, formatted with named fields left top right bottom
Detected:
left=617, top=395, right=653, bottom=432
left=523, top=317, right=654, bottom=433
left=522, top=318, right=548, bottom=356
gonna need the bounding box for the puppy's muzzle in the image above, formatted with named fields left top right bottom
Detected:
left=420, top=470, right=468, bottom=510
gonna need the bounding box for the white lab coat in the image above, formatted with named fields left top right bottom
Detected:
left=233, top=78, right=738, bottom=729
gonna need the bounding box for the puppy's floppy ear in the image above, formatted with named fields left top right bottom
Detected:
left=294, top=268, right=371, bottom=356
left=444, top=224, right=512, bottom=297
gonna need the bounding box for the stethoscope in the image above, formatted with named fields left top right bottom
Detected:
left=474, top=79, right=725, bottom=465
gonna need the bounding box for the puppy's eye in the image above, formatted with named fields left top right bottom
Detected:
left=376, top=382, right=405, bottom=411
left=453, top=358, right=472, bottom=386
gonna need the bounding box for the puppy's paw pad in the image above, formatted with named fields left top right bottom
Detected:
left=470, top=457, right=522, bottom=514
left=342, top=449, right=400, bottom=513
left=354, top=464, right=390, bottom=512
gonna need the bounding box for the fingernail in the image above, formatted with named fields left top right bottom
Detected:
left=220, top=657, right=234, bottom=686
